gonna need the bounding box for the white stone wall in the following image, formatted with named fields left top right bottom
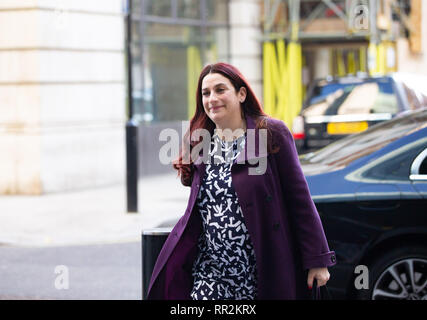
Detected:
left=229, top=0, right=263, bottom=100
left=0, top=0, right=126, bottom=194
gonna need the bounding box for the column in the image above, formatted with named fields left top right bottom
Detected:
left=229, top=0, right=263, bottom=99
left=0, top=0, right=126, bottom=194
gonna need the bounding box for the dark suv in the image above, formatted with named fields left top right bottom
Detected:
left=292, top=73, right=427, bottom=154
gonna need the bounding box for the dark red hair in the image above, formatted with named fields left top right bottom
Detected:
left=173, top=62, right=277, bottom=186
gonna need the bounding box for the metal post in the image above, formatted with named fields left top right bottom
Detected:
left=368, top=0, right=379, bottom=75
left=369, top=0, right=379, bottom=44
left=141, top=228, right=171, bottom=299
left=126, top=119, right=139, bottom=213
left=289, top=0, right=300, bottom=42
left=200, top=0, right=207, bottom=63
left=125, top=0, right=139, bottom=213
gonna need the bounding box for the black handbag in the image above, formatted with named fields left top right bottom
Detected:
left=311, top=279, right=332, bottom=300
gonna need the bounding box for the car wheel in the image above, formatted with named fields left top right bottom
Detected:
left=356, top=246, right=427, bottom=300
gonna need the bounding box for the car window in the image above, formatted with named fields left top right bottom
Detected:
left=411, top=148, right=427, bottom=178
left=300, top=110, right=427, bottom=171
left=362, top=141, right=427, bottom=181
left=402, top=83, right=427, bottom=111
left=420, top=157, right=427, bottom=175
left=403, top=83, right=422, bottom=111
left=303, top=78, right=399, bottom=117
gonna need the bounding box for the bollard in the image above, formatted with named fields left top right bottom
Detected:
left=126, top=119, right=139, bottom=213
left=141, top=228, right=172, bottom=300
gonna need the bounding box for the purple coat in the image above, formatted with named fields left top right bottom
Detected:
left=147, top=114, right=336, bottom=300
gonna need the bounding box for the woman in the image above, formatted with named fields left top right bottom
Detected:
left=147, top=62, right=336, bottom=300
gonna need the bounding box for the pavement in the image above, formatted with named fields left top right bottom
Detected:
left=0, top=173, right=189, bottom=247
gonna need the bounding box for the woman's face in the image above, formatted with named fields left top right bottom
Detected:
left=201, top=73, right=246, bottom=126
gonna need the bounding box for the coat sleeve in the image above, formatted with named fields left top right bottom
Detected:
left=271, top=119, right=336, bottom=270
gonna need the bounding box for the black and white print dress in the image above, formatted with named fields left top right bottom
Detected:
left=190, top=131, right=258, bottom=300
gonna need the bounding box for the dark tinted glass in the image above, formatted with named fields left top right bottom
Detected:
left=419, top=156, right=427, bottom=175
left=362, top=142, right=427, bottom=180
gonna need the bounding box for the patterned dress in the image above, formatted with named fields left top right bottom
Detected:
left=190, top=131, right=258, bottom=300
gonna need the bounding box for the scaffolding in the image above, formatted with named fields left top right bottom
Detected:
left=261, top=0, right=414, bottom=127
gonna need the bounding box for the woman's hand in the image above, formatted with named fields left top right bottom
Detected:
left=307, top=267, right=330, bottom=289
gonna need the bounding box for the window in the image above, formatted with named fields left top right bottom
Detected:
left=410, top=148, right=427, bottom=181
left=362, top=143, right=426, bottom=181
left=129, top=0, right=230, bottom=122
left=402, top=83, right=427, bottom=111
left=177, top=0, right=200, bottom=19
left=420, top=157, right=427, bottom=175
left=146, top=0, right=171, bottom=17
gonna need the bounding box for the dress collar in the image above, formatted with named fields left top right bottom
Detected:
left=194, top=113, right=265, bottom=167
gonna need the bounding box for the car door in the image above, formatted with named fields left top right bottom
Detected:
left=353, top=140, right=426, bottom=234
